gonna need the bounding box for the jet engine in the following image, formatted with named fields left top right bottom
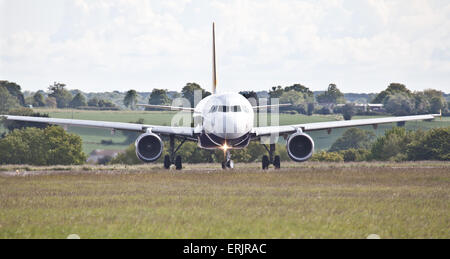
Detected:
left=135, top=133, right=163, bottom=162
left=286, top=132, right=314, bottom=162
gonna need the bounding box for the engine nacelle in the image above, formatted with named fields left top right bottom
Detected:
left=135, top=133, right=163, bottom=163
left=286, top=132, right=314, bottom=162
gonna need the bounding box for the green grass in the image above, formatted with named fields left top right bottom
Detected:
left=0, top=162, right=448, bottom=239
left=30, top=108, right=450, bottom=154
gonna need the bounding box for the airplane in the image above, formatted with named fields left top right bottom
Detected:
left=1, top=23, right=442, bottom=170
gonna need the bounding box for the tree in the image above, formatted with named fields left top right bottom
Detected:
left=430, top=97, right=447, bottom=114
left=423, top=89, right=447, bottom=114
left=316, top=84, right=345, bottom=104
left=70, top=93, right=87, bottom=108
left=413, top=92, right=431, bottom=114
left=181, top=83, right=211, bottom=108
left=268, top=86, right=284, bottom=99
left=372, top=83, right=411, bottom=104
left=239, top=91, right=259, bottom=105
left=48, top=82, right=73, bottom=108
left=279, top=90, right=307, bottom=113
left=329, top=128, right=375, bottom=152
left=0, top=86, right=19, bottom=114
left=0, top=81, right=25, bottom=106
left=88, top=97, right=100, bottom=107
left=0, top=126, right=86, bottom=165
left=307, top=103, right=315, bottom=116
left=98, top=99, right=116, bottom=108
left=384, top=93, right=415, bottom=116
left=45, top=97, right=57, bottom=109
left=342, top=103, right=355, bottom=120
left=285, top=84, right=314, bottom=97
left=148, top=89, right=171, bottom=107
left=32, top=92, right=46, bottom=107
left=124, top=89, right=138, bottom=109
left=267, top=84, right=314, bottom=113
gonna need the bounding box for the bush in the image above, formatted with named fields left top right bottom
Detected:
left=369, top=127, right=413, bottom=161
left=0, top=126, right=86, bottom=165
left=406, top=127, right=449, bottom=161
left=340, top=148, right=371, bottom=162
left=310, top=151, right=344, bottom=162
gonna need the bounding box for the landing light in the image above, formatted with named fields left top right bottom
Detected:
left=221, top=142, right=230, bottom=152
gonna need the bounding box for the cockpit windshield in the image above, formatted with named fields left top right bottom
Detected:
left=209, top=105, right=244, bottom=113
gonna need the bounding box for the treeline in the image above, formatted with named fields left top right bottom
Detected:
left=311, top=127, right=449, bottom=162
left=139, top=82, right=449, bottom=119
left=3, top=80, right=449, bottom=118
left=371, top=83, right=447, bottom=115
left=1, top=81, right=118, bottom=111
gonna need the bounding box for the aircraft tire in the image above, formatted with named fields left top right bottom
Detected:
left=262, top=155, right=269, bottom=170
left=175, top=155, right=182, bottom=170
left=274, top=155, right=281, bottom=169
left=164, top=155, right=171, bottom=169
left=227, top=160, right=234, bottom=169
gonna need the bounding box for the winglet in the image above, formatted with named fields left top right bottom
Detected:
left=431, top=109, right=443, bottom=120
left=212, top=22, right=217, bottom=94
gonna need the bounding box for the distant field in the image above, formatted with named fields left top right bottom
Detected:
left=29, top=108, right=450, bottom=155
left=0, top=162, right=448, bottom=238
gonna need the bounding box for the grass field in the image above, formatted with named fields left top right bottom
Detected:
left=0, top=162, right=449, bottom=239
left=21, top=108, right=450, bottom=155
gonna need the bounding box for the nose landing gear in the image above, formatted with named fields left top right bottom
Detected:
left=222, top=150, right=234, bottom=169
left=262, top=144, right=281, bottom=170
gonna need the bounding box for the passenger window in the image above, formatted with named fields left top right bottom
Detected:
left=233, top=106, right=241, bottom=112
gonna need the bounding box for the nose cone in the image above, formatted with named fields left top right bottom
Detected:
left=209, top=113, right=249, bottom=139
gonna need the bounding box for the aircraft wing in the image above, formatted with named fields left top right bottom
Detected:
left=1, top=115, right=194, bottom=138
left=252, top=103, right=292, bottom=110
left=252, top=114, right=440, bottom=136
left=136, top=104, right=194, bottom=111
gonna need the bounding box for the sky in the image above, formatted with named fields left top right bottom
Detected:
left=1, top=0, right=449, bottom=93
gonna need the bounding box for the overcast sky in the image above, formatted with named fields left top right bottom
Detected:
left=1, top=0, right=449, bottom=93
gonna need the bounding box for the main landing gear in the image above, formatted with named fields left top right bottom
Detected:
left=221, top=150, right=234, bottom=169
left=262, top=144, right=281, bottom=170
left=164, top=135, right=186, bottom=170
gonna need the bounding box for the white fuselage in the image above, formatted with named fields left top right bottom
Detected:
left=194, top=92, right=254, bottom=144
